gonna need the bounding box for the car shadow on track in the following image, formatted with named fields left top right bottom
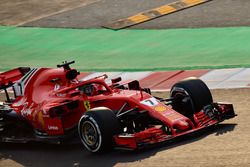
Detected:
left=0, top=123, right=237, bottom=167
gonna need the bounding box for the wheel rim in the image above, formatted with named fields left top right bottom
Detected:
left=81, top=121, right=98, bottom=146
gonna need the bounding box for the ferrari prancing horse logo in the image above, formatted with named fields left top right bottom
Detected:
left=84, top=101, right=91, bottom=110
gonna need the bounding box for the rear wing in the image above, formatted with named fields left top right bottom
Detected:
left=0, top=67, right=30, bottom=88
left=0, top=67, right=30, bottom=102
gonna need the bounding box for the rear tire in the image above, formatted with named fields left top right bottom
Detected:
left=170, top=78, right=213, bottom=118
left=78, top=108, right=120, bottom=153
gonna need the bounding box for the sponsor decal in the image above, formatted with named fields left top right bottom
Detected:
left=44, top=117, right=64, bottom=135
left=84, top=101, right=91, bottom=110
left=154, top=106, right=167, bottom=112
left=48, top=125, right=59, bottom=131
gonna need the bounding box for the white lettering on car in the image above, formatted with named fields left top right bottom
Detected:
left=48, top=126, right=59, bottom=130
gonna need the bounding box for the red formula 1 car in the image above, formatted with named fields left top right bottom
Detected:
left=0, top=61, right=236, bottom=153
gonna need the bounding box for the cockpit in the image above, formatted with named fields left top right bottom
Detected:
left=78, top=83, right=109, bottom=97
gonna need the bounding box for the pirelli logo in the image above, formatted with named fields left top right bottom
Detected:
left=103, top=0, right=211, bottom=30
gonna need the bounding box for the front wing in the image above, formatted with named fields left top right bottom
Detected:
left=113, top=103, right=236, bottom=150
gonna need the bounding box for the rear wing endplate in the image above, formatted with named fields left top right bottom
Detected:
left=0, top=67, right=30, bottom=89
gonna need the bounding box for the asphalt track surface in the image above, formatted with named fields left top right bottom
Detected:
left=1, top=0, right=250, bottom=29
left=0, top=0, right=98, bottom=26
left=23, top=0, right=250, bottom=29
left=0, top=88, right=250, bottom=167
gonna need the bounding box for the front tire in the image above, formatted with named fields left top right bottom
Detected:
left=78, top=108, right=120, bottom=153
left=170, top=78, right=213, bottom=118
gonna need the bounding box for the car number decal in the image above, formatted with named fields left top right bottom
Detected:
left=140, top=97, right=159, bottom=107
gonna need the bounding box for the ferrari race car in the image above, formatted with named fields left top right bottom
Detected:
left=0, top=61, right=236, bottom=153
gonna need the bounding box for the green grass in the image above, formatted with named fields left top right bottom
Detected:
left=0, top=26, right=250, bottom=71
